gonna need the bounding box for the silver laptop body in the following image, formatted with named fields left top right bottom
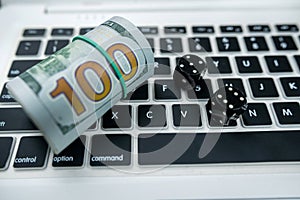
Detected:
left=0, top=0, right=300, bottom=199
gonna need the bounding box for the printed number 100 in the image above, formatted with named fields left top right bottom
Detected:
left=50, top=43, right=138, bottom=116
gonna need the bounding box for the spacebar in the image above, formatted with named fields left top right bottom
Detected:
left=138, top=131, right=300, bottom=165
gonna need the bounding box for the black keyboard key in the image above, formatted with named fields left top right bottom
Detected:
left=164, top=26, right=186, bottom=34
left=88, top=122, right=97, bottom=130
left=51, top=28, right=73, bottom=36
left=90, top=134, right=131, bottom=166
left=52, top=136, right=86, bottom=167
left=138, top=105, right=167, bottom=128
left=220, top=25, right=242, bottom=33
left=0, top=83, right=16, bottom=102
left=102, top=105, right=132, bottom=129
left=16, top=40, right=41, bottom=55
left=242, top=103, right=272, bottom=126
left=138, top=26, right=158, bottom=35
left=187, top=79, right=213, bottom=99
left=206, top=57, right=232, bottom=74
left=154, top=80, right=181, bottom=100
left=249, top=78, right=279, bottom=98
left=146, top=38, right=155, bottom=53
left=294, top=55, right=300, bottom=70
left=0, top=108, right=37, bottom=131
left=0, top=137, right=13, bottom=169
left=154, top=57, right=171, bottom=75
left=216, top=37, right=241, bottom=52
left=265, top=56, right=292, bottom=72
left=188, top=37, right=212, bottom=52
left=13, top=136, right=48, bottom=168
left=172, top=104, right=202, bottom=127
left=235, top=56, right=262, bottom=73
left=9, top=60, right=41, bottom=77
left=23, top=28, right=46, bottom=37
left=248, top=25, right=271, bottom=33
left=192, top=26, right=214, bottom=34
left=45, top=39, right=69, bottom=55
left=244, top=36, right=269, bottom=51
left=217, top=78, right=246, bottom=97
left=138, top=131, right=300, bottom=165
left=276, top=24, right=299, bottom=32
left=280, top=77, right=300, bottom=97
left=160, top=38, right=183, bottom=53
left=124, top=81, right=149, bottom=101
left=273, top=102, right=300, bottom=124
left=272, top=36, right=298, bottom=51
left=79, top=27, right=95, bottom=35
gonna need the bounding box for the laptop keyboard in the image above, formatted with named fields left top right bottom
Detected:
left=1, top=23, right=300, bottom=172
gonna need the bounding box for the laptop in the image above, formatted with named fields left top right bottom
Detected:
left=0, top=0, right=300, bottom=199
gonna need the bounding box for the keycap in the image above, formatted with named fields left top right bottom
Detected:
left=102, top=105, right=132, bottom=129
left=52, top=136, right=86, bottom=167
left=138, top=131, right=300, bottom=165
left=13, top=136, right=48, bottom=168
left=216, top=37, right=241, bottom=52
left=88, top=122, right=97, bottom=130
left=164, top=26, right=186, bottom=34
left=294, top=55, right=300, bottom=70
left=79, top=27, right=95, bottom=35
left=272, top=36, right=298, bottom=51
left=23, top=28, right=46, bottom=37
left=235, top=56, right=262, bottom=73
left=146, top=38, right=155, bottom=53
left=45, top=39, right=69, bottom=55
left=217, top=78, right=246, bottom=97
left=192, top=26, right=214, bottom=34
left=244, top=36, right=269, bottom=51
left=173, top=54, right=207, bottom=90
left=242, top=103, right=272, bottom=126
left=276, top=24, right=299, bottom=32
left=8, top=60, right=42, bottom=77
left=123, top=81, right=149, bottom=101
left=206, top=57, right=232, bottom=74
left=90, top=134, right=131, bottom=166
left=51, top=28, right=73, bottom=36
left=0, top=83, right=16, bottom=103
left=172, top=104, right=202, bottom=127
left=138, top=105, right=167, bottom=128
left=265, top=56, right=292, bottom=72
left=273, top=102, right=300, bottom=124
left=249, top=78, right=279, bottom=98
left=160, top=38, right=183, bottom=53
left=0, top=108, right=37, bottom=131
left=0, top=137, right=13, bottom=169
left=248, top=25, right=271, bottom=33
left=280, top=77, right=300, bottom=97
left=206, top=86, right=247, bottom=126
left=138, top=26, right=158, bottom=35
left=16, top=40, right=41, bottom=55
left=220, top=25, right=243, bottom=33
left=154, top=57, right=171, bottom=75
left=188, top=37, right=212, bottom=52
left=154, top=80, right=181, bottom=100
left=187, top=79, right=213, bottom=99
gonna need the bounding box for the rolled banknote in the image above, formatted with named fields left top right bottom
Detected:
left=7, top=16, right=154, bottom=154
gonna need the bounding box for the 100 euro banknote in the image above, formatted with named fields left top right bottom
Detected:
left=7, top=16, right=154, bottom=153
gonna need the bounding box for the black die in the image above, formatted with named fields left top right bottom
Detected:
left=173, top=54, right=207, bottom=90
left=206, top=86, right=248, bottom=126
